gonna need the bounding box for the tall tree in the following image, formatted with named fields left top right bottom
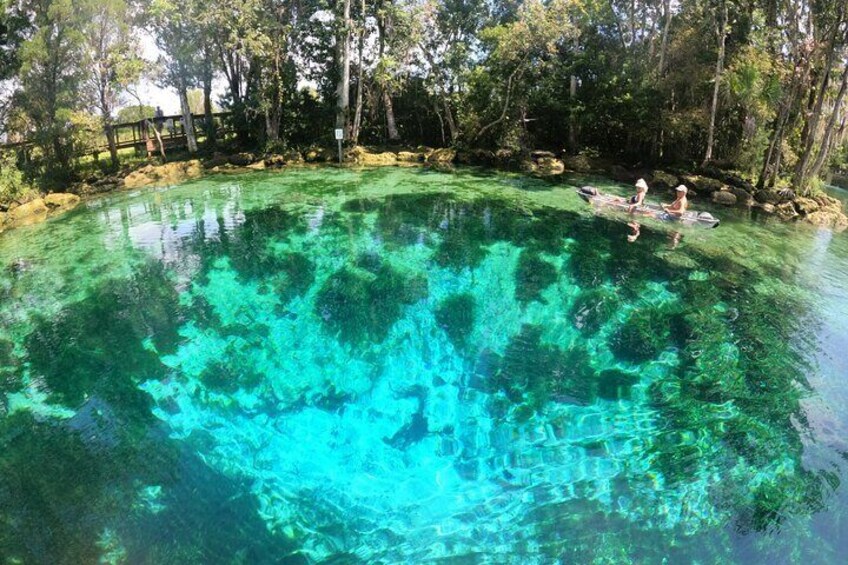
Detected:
left=336, top=0, right=353, bottom=137
left=149, top=0, right=201, bottom=153
left=16, top=0, right=86, bottom=179
left=703, top=0, right=728, bottom=167
left=81, top=0, right=144, bottom=168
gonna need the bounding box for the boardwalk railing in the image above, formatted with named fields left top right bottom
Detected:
left=2, top=111, right=234, bottom=155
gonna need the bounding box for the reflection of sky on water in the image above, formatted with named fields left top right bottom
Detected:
left=101, top=190, right=247, bottom=266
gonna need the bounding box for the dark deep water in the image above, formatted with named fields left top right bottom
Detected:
left=1, top=167, right=847, bottom=563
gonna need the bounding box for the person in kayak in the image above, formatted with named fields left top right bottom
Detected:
left=662, top=185, right=688, bottom=217
left=627, top=178, right=649, bottom=212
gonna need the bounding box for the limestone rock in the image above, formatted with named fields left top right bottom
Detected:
left=304, top=148, right=335, bottom=163
left=711, top=190, right=737, bottom=206
left=531, top=156, right=565, bottom=176
left=793, top=196, right=819, bottom=214
left=248, top=160, right=267, bottom=170
left=776, top=202, right=798, bottom=221
left=682, top=175, right=724, bottom=194
left=397, top=151, right=424, bottom=163
left=44, top=193, right=80, bottom=209
left=203, top=154, right=230, bottom=169
left=264, top=154, right=286, bottom=168
left=347, top=146, right=398, bottom=166
left=228, top=153, right=256, bottom=167
left=754, top=190, right=781, bottom=204
left=728, top=186, right=754, bottom=206
left=563, top=154, right=592, bottom=172
left=123, top=160, right=203, bottom=189
left=426, top=148, right=456, bottom=164
left=650, top=171, right=678, bottom=191
left=494, top=148, right=518, bottom=165
left=609, top=164, right=636, bottom=182
left=754, top=202, right=776, bottom=214
left=8, top=198, right=48, bottom=222
left=530, top=150, right=556, bottom=159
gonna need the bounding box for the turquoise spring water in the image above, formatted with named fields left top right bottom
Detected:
left=1, top=166, right=848, bottom=563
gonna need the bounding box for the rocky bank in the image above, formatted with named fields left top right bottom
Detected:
left=3, top=146, right=845, bottom=234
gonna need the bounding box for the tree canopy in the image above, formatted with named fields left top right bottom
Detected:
left=2, top=0, right=848, bottom=194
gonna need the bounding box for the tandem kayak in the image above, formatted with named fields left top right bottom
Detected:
left=576, top=186, right=720, bottom=228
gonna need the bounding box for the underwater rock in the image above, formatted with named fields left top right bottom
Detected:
left=435, top=293, right=475, bottom=349
left=514, top=251, right=558, bottom=303
left=711, top=190, right=737, bottom=206
left=123, top=160, right=203, bottom=189
left=570, top=287, right=620, bottom=336
left=610, top=307, right=673, bottom=363
left=44, top=192, right=80, bottom=209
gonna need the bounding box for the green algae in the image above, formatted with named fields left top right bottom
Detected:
left=435, top=293, right=475, bottom=349
left=514, top=251, right=558, bottom=303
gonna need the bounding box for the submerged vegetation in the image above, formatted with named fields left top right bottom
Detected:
left=1, top=167, right=842, bottom=560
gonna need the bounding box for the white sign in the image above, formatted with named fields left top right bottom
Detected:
left=334, top=128, right=344, bottom=141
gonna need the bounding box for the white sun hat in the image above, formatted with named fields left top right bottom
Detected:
left=635, top=178, right=649, bottom=191
left=675, top=185, right=688, bottom=194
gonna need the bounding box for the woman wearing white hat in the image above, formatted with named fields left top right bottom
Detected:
left=626, top=178, right=649, bottom=212
left=662, top=185, right=689, bottom=217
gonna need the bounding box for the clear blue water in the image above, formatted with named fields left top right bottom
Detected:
left=1, top=167, right=848, bottom=563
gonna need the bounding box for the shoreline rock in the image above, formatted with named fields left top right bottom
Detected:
left=4, top=147, right=846, bottom=235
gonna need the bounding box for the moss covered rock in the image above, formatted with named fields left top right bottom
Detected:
left=124, top=160, right=203, bottom=189
left=8, top=198, right=48, bottom=222
left=711, top=190, right=737, bottom=206
left=426, top=148, right=456, bottom=164
left=44, top=193, right=80, bottom=209
left=650, top=170, right=680, bottom=190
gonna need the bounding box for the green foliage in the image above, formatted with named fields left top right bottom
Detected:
left=0, top=151, right=35, bottom=205
left=117, top=105, right=156, bottom=123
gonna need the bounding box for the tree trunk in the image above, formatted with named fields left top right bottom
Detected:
left=809, top=61, right=848, bottom=183
left=383, top=87, right=400, bottom=140
left=179, top=84, right=198, bottom=153
left=104, top=122, right=118, bottom=168
left=568, top=37, right=579, bottom=154
left=657, top=0, right=672, bottom=76
left=795, top=33, right=840, bottom=189
left=703, top=1, right=727, bottom=167
left=443, top=96, right=458, bottom=143
left=352, top=0, right=366, bottom=144
left=336, top=0, right=352, bottom=136
left=203, top=66, right=216, bottom=148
